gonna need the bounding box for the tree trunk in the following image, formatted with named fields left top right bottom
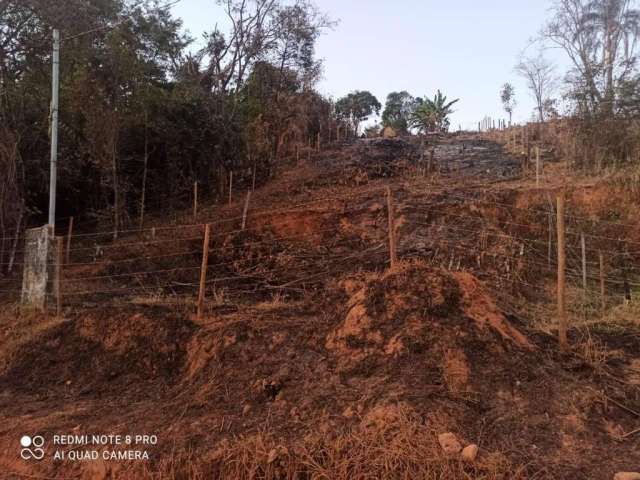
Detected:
left=0, top=215, right=5, bottom=275
left=139, top=111, right=148, bottom=230
left=112, top=134, right=119, bottom=241
left=7, top=206, right=23, bottom=274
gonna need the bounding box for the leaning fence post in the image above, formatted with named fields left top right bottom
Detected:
left=197, top=224, right=211, bottom=320
left=7, top=211, right=23, bottom=274
left=386, top=187, right=397, bottom=269
left=556, top=191, right=568, bottom=350
left=65, top=216, right=74, bottom=264
left=56, top=236, right=63, bottom=317
left=242, top=190, right=251, bottom=230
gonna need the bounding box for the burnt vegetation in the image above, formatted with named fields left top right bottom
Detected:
left=3, top=1, right=640, bottom=480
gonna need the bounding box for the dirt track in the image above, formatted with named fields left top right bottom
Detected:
left=1, top=134, right=640, bottom=479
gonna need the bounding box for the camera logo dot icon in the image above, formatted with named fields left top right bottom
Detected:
left=20, top=435, right=45, bottom=460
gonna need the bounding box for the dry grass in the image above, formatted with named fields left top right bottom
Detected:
left=123, top=408, right=531, bottom=480
left=253, top=291, right=287, bottom=311
left=575, top=327, right=611, bottom=371
left=0, top=306, right=68, bottom=375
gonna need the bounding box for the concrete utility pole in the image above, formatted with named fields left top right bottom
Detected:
left=48, top=29, right=60, bottom=227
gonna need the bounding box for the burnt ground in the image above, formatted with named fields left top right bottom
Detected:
left=1, top=134, right=640, bottom=479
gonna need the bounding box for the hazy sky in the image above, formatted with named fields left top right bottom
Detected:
left=173, top=0, right=565, bottom=130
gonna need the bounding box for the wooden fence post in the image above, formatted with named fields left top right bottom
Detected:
left=252, top=162, right=257, bottom=192
left=547, top=210, right=553, bottom=266
left=65, top=216, right=73, bottom=264
left=599, top=251, right=606, bottom=319
left=317, top=131, right=321, bottom=152
left=56, top=236, right=63, bottom=317
left=536, top=147, right=541, bottom=188
left=242, top=190, right=251, bottom=230
left=193, top=181, right=198, bottom=222
left=228, top=171, right=233, bottom=205
left=197, top=224, right=211, bottom=320
left=557, top=191, right=568, bottom=350
left=581, top=232, right=587, bottom=304
left=386, top=187, right=397, bottom=269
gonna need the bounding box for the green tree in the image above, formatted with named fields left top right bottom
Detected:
left=0, top=0, right=334, bottom=246
left=335, top=90, right=381, bottom=135
left=410, top=90, right=459, bottom=133
left=381, top=91, right=417, bottom=133
left=500, top=83, right=517, bottom=125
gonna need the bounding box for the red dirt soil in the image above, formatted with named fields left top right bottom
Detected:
left=1, top=136, right=640, bottom=479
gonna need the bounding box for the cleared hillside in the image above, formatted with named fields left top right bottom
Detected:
left=1, top=134, right=640, bottom=479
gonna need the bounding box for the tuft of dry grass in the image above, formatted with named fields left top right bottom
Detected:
left=575, top=327, right=610, bottom=371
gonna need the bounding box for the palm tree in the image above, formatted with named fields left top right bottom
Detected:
left=410, top=90, right=460, bottom=133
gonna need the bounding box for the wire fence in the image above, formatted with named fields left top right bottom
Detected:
left=1, top=171, right=639, bottom=331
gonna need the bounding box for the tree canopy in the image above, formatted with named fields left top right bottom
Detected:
left=335, top=90, right=381, bottom=136
left=500, top=83, right=517, bottom=125
left=381, top=91, right=417, bottom=133
left=0, top=0, right=335, bottom=261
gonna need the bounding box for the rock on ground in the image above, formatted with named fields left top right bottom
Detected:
left=437, top=432, right=462, bottom=455
left=614, top=474, right=640, bottom=480
left=461, top=444, right=479, bottom=462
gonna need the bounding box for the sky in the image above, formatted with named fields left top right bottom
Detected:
left=172, top=0, right=566, bottom=130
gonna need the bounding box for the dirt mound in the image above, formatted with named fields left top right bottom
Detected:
left=1, top=307, right=195, bottom=396
left=326, top=262, right=532, bottom=390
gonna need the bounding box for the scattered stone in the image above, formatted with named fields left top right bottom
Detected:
left=614, top=473, right=640, bottom=480
left=267, top=446, right=288, bottom=464
left=267, top=449, right=278, bottom=464
left=461, top=444, right=479, bottom=462
left=342, top=406, right=355, bottom=418
left=437, top=432, right=462, bottom=455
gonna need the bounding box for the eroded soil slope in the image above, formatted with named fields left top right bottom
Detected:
left=1, top=135, right=640, bottom=480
